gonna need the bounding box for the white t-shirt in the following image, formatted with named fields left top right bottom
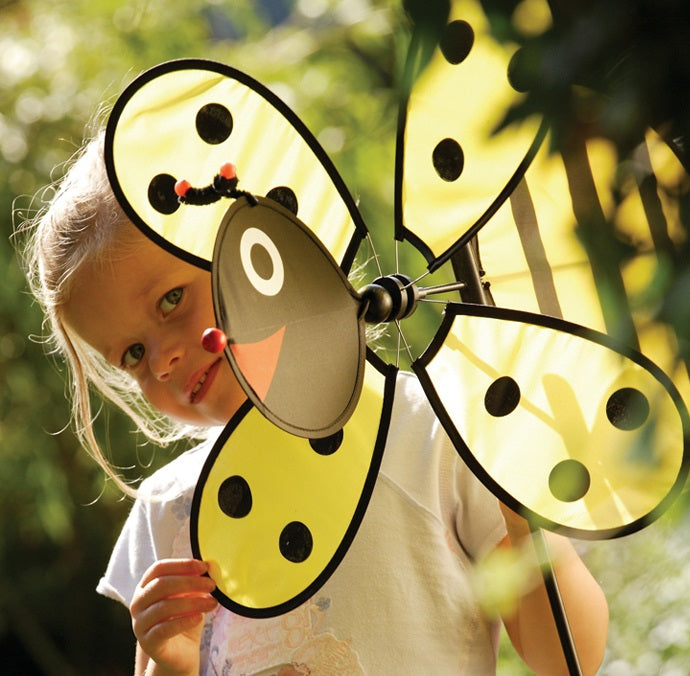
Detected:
left=97, top=371, right=507, bottom=674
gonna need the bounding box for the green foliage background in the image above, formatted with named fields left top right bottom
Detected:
left=1, top=0, right=688, bottom=673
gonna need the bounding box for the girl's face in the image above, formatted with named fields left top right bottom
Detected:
left=63, top=226, right=247, bottom=427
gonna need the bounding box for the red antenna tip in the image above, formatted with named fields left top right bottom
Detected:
left=219, top=162, right=236, bottom=180
left=174, top=179, right=191, bottom=198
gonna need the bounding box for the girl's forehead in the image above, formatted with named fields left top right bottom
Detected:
left=96, top=223, right=156, bottom=261
left=86, top=226, right=186, bottom=283
left=71, top=233, right=168, bottom=304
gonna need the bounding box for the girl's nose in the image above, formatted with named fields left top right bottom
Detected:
left=149, top=342, right=182, bottom=381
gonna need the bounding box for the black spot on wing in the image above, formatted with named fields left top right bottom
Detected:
left=440, top=20, right=474, bottom=65
left=266, top=186, right=299, bottom=215
left=280, top=521, right=313, bottom=563
left=484, top=376, right=521, bottom=417
left=432, top=138, right=465, bottom=182
left=549, top=459, right=591, bottom=502
left=218, top=475, right=253, bottom=518
left=309, top=429, right=344, bottom=456
left=507, top=48, right=533, bottom=93
left=196, top=103, right=234, bottom=145
left=606, top=387, right=650, bottom=431
left=148, top=173, right=180, bottom=214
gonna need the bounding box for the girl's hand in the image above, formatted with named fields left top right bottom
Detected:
left=130, top=558, right=218, bottom=676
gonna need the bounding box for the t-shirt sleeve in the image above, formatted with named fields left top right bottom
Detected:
left=96, top=443, right=210, bottom=607
left=96, top=493, right=174, bottom=607
left=97, top=486, right=197, bottom=607
left=453, top=449, right=507, bottom=561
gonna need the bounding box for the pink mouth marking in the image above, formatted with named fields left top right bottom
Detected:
left=230, top=326, right=286, bottom=402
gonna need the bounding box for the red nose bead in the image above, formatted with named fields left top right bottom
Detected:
left=219, top=162, right=236, bottom=180
left=201, top=327, right=228, bottom=354
left=174, top=179, right=191, bottom=198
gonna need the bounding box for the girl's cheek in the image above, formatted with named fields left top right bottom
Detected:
left=137, top=377, right=160, bottom=405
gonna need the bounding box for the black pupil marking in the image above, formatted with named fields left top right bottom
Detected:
left=309, top=429, right=344, bottom=456
left=549, top=460, right=591, bottom=502
left=484, top=376, right=521, bottom=417
left=250, top=241, right=274, bottom=280
left=218, top=475, right=252, bottom=518
left=433, top=138, right=464, bottom=182
left=279, top=521, right=313, bottom=563
left=266, top=186, right=299, bottom=215
left=148, top=173, right=180, bottom=214
left=196, top=103, right=233, bottom=144
left=606, top=388, right=650, bottom=430
left=440, top=20, right=474, bottom=65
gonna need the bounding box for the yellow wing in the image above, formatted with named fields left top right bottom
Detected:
left=105, top=59, right=366, bottom=271
left=400, top=0, right=690, bottom=536
left=415, top=304, right=689, bottom=538
left=191, top=355, right=395, bottom=616
left=395, top=0, right=545, bottom=265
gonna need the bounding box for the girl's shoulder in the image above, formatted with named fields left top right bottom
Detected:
left=387, top=370, right=443, bottom=445
left=394, top=370, right=434, bottom=412
left=136, top=429, right=224, bottom=502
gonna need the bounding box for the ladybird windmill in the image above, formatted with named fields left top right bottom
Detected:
left=104, top=1, right=690, bottom=672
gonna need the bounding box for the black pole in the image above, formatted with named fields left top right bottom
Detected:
left=450, top=241, right=583, bottom=676
left=530, top=525, right=583, bottom=676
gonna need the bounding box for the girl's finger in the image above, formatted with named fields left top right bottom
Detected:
left=137, top=589, right=218, bottom=624
left=139, top=558, right=209, bottom=588
left=131, top=574, right=216, bottom=619
left=140, top=612, right=206, bottom=646
left=139, top=572, right=216, bottom=600
left=134, top=593, right=218, bottom=639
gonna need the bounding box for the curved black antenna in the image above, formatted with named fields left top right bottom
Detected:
left=176, top=163, right=258, bottom=207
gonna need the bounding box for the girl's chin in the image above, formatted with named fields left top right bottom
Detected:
left=196, top=395, right=247, bottom=427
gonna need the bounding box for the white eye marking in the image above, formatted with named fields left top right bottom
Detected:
left=240, top=227, right=284, bottom=296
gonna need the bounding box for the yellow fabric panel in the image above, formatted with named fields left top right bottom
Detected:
left=195, top=360, right=386, bottom=612
left=110, top=66, right=356, bottom=265
left=400, top=0, right=689, bottom=417
left=423, top=310, right=686, bottom=537
left=401, top=0, right=543, bottom=257
left=482, top=132, right=690, bottom=404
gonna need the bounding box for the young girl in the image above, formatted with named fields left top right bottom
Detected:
left=21, top=132, right=608, bottom=675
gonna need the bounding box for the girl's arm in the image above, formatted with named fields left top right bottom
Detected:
left=131, top=558, right=218, bottom=676
left=499, top=506, right=609, bottom=676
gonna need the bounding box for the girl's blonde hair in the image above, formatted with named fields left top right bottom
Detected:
left=18, top=132, right=200, bottom=495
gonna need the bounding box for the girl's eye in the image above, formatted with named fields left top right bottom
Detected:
left=160, top=287, right=183, bottom=315
left=122, top=343, right=145, bottom=368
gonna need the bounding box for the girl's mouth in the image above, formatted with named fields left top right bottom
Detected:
left=188, top=358, right=222, bottom=404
